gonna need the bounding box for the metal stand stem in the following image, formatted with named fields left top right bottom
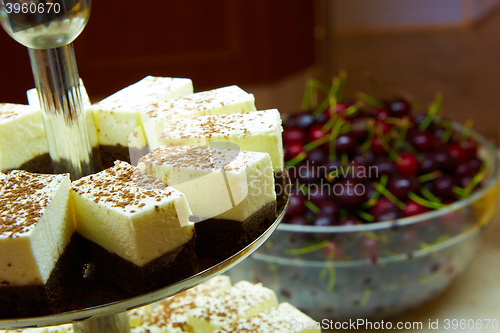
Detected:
left=28, top=44, right=94, bottom=180
left=72, top=312, right=130, bottom=333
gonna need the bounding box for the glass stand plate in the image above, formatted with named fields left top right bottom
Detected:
left=0, top=189, right=290, bottom=332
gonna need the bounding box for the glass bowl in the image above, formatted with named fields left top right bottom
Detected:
left=227, top=124, right=500, bottom=321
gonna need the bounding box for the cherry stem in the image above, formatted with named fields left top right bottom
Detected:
left=304, top=200, right=321, bottom=214
left=408, top=192, right=446, bottom=209
left=374, top=180, right=407, bottom=210
left=459, top=119, right=474, bottom=144
left=419, top=92, right=443, bottom=131
left=284, top=240, right=329, bottom=255
left=357, top=92, right=384, bottom=108
left=285, top=151, right=307, bottom=167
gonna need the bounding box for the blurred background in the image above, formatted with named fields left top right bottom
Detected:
left=1, top=0, right=500, bottom=141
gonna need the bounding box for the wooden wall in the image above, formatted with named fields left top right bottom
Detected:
left=0, top=0, right=315, bottom=103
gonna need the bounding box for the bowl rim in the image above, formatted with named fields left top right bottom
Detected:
left=279, top=121, right=500, bottom=234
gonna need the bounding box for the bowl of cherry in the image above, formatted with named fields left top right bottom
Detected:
left=228, top=93, right=500, bottom=321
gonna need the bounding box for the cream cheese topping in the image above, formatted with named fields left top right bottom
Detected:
left=187, top=281, right=278, bottom=333
left=214, top=302, right=321, bottom=333
left=141, top=85, right=256, bottom=150
left=71, top=161, right=194, bottom=267
left=138, top=145, right=276, bottom=222
left=0, top=171, right=72, bottom=285
left=0, top=103, right=49, bottom=171
left=160, top=109, right=284, bottom=172
left=91, top=76, right=193, bottom=147
left=137, top=276, right=232, bottom=333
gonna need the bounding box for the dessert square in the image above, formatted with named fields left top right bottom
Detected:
left=0, top=171, right=76, bottom=318
left=140, top=85, right=256, bottom=150
left=135, top=275, right=232, bottom=333
left=71, top=161, right=198, bottom=294
left=90, top=76, right=193, bottom=167
left=214, top=302, right=321, bottom=333
left=160, top=109, right=284, bottom=173
left=0, top=103, right=50, bottom=173
left=138, top=145, right=277, bottom=258
left=187, top=281, right=278, bottom=333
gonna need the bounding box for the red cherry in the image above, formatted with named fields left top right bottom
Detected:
left=396, top=153, right=419, bottom=176
left=402, top=200, right=429, bottom=217
left=460, top=138, right=478, bottom=158
left=375, top=121, right=392, bottom=135
left=286, top=193, right=306, bottom=217
left=309, top=124, right=326, bottom=142
left=371, top=137, right=387, bottom=155
left=448, top=144, right=467, bottom=163
left=283, top=127, right=306, bottom=144
left=284, top=143, right=304, bottom=161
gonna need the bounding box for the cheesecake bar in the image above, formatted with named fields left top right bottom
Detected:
left=138, top=145, right=276, bottom=258
left=71, top=161, right=198, bottom=294
left=141, top=85, right=256, bottom=150
left=27, top=80, right=102, bottom=171
left=160, top=109, right=284, bottom=173
left=136, top=275, right=232, bottom=333
left=187, top=281, right=278, bottom=333
left=91, top=76, right=193, bottom=167
left=0, top=171, right=77, bottom=318
left=214, top=302, right=321, bottom=333
left=0, top=103, right=51, bottom=173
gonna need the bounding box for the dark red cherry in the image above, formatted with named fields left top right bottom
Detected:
left=309, top=124, right=326, bottom=142
left=333, top=180, right=367, bottom=209
left=307, top=148, right=328, bottom=165
left=375, top=121, right=392, bottom=135
left=371, top=137, right=387, bottom=155
left=295, top=113, right=315, bottom=128
left=372, top=159, right=397, bottom=179
left=370, top=197, right=397, bottom=217
left=419, top=153, right=438, bottom=174
left=318, top=201, right=340, bottom=218
left=343, top=161, right=368, bottom=183
left=338, top=216, right=360, bottom=226
left=288, top=215, right=309, bottom=225
left=286, top=194, right=306, bottom=217
left=350, top=118, right=369, bottom=141
left=314, top=214, right=337, bottom=226
left=335, top=134, right=356, bottom=155
left=410, top=130, right=434, bottom=152
left=433, top=148, right=456, bottom=172
left=402, top=200, right=429, bottom=217
left=460, top=138, right=478, bottom=158
left=373, top=206, right=402, bottom=222
left=284, top=143, right=304, bottom=161
left=388, top=176, right=413, bottom=200
left=389, top=98, right=411, bottom=117
left=455, top=162, right=474, bottom=179
left=296, top=164, right=318, bottom=185
left=468, top=157, right=483, bottom=172
left=433, top=175, right=457, bottom=200
left=448, top=144, right=468, bottom=163
left=283, top=127, right=306, bottom=144
left=396, top=153, right=419, bottom=176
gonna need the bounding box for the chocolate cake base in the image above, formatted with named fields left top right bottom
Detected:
left=4, top=147, right=103, bottom=175
left=274, top=170, right=290, bottom=207
left=100, top=144, right=149, bottom=169
left=77, top=234, right=199, bottom=295
left=194, top=200, right=277, bottom=259
left=0, top=233, right=84, bottom=319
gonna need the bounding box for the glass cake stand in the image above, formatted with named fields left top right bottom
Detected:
left=0, top=191, right=290, bottom=333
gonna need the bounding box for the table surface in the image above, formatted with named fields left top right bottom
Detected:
left=324, top=211, right=500, bottom=333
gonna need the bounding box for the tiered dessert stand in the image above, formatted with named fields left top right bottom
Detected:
left=0, top=1, right=289, bottom=332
